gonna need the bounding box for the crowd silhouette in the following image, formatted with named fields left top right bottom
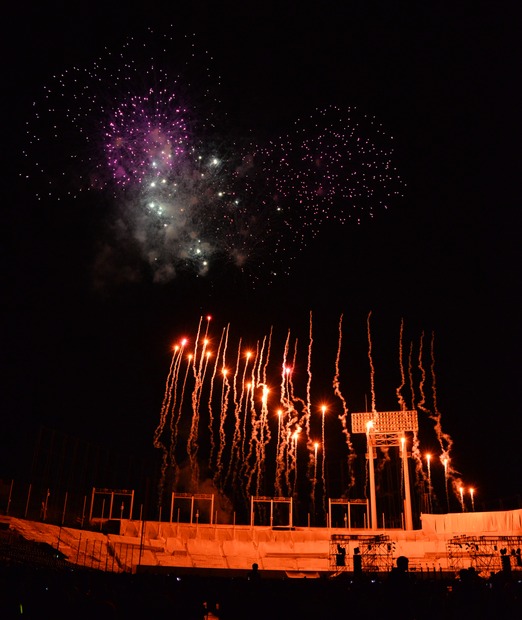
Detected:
left=1, top=554, right=521, bottom=619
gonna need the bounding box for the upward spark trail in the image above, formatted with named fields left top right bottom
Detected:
left=188, top=317, right=207, bottom=491
left=208, top=328, right=226, bottom=469
left=397, top=320, right=424, bottom=489
left=429, top=332, right=460, bottom=499
left=305, top=313, right=315, bottom=502
left=333, top=314, right=355, bottom=490
left=366, top=311, right=377, bottom=414
left=154, top=343, right=182, bottom=506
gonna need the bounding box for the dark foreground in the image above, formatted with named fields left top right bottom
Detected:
left=1, top=562, right=521, bottom=620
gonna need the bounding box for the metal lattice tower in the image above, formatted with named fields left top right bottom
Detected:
left=351, top=411, right=418, bottom=530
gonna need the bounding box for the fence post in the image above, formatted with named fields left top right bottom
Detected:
left=24, top=483, right=31, bottom=519
left=6, top=480, right=13, bottom=515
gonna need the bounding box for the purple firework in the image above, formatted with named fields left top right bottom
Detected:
left=23, top=29, right=405, bottom=287
left=105, top=91, right=191, bottom=187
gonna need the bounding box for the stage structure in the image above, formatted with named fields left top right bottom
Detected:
left=250, top=496, right=293, bottom=528
left=329, top=533, right=395, bottom=573
left=447, top=535, right=522, bottom=575
left=351, top=411, right=418, bottom=530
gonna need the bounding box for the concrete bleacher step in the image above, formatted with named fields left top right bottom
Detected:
left=190, top=555, right=228, bottom=569
left=155, top=552, right=194, bottom=567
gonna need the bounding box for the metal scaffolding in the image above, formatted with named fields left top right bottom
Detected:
left=447, top=535, right=522, bottom=575
left=329, top=533, right=395, bottom=573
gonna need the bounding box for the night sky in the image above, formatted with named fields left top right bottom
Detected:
left=2, top=2, right=520, bottom=512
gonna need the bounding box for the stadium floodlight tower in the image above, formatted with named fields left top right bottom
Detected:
left=351, top=410, right=418, bottom=531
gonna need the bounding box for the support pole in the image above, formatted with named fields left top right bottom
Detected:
left=401, top=435, right=413, bottom=530
left=6, top=480, right=13, bottom=515
left=89, top=488, right=95, bottom=524
left=25, top=483, right=31, bottom=519
left=367, top=431, right=377, bottom=530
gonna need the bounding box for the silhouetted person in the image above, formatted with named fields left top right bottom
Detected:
left=387, top=556, right=416, bottom=618
left=396, top=555, right=409, bottom=572
left=248, top=562, right=260, bottom=581
left=353, top=547, right=362, bottom=578
left=500, top=548, right=512, bottom=574
left=336, top=544, right=346, bottom=567
left=389, top=556, right=412, bottom=589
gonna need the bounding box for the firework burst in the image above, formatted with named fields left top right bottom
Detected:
left=23, top=29, right=405, bottom=286
left=258, top=105, right=406, bottom=247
